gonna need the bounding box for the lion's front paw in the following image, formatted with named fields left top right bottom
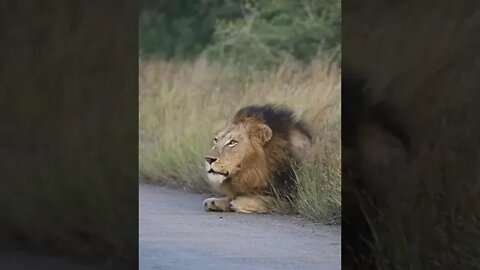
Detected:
left=203, top=197, right=231, bottom=212
left=203, top=198, right=219, bottom=212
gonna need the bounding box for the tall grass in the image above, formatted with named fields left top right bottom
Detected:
left=139, top=58, right=340, bottom=223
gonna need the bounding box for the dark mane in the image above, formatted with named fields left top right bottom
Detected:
left=233, top=104, right=312, bottom=199
left=233, top=104, right=312, bottom=141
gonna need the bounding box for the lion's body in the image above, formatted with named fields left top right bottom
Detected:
left=203, top=104, right=312, bottom=213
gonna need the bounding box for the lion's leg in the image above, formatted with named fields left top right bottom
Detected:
left=230, top=194, right=275, bottom=214
left=203, top=197, right=232, bottom=212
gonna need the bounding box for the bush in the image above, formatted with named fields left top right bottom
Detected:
left=204, top=0, right=341, bottom=68
left=139, top=0, right=215, bottom=58
left=139, top=0, right=341, bottom=68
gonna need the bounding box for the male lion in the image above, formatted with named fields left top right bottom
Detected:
left=203, top=104, right=312, bottom=213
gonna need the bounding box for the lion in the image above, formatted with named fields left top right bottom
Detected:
left=202, top=104, right=312, bottom=213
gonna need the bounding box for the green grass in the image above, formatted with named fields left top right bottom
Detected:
left=139, top=58, right=341, bottom=223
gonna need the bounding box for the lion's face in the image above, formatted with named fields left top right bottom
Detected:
left=204, top=121, right=272, bottom=186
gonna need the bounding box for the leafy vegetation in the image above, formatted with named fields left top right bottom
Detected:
left=139, top=0, right=340, bottom=67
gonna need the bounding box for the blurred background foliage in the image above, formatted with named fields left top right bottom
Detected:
left=139, top=0, right=340, bottom=67
left=1, top=2, right=137, bottom=268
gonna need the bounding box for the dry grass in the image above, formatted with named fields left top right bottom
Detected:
left=139, top=58, right=340, bottom=223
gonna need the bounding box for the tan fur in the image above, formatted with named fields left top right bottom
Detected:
left=203, top=115, right=310, bottom=213
left=229, top=195, right=275, bottom=214
left=203, top=197, right=231, bottom=212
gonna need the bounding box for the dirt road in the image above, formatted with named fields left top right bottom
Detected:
left=139, top=184, right=341, bottom=270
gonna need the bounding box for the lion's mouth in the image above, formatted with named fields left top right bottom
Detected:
left=207, top=169, right=229, bottom=177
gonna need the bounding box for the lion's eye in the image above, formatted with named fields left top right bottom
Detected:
left=213, top=137, right=218, bottom=144
left=228, top=140, right=238, bottom=146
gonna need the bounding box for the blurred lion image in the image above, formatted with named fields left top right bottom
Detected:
left=343, top=0, right=480, bottom=269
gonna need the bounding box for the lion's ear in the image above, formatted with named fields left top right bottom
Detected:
left=250, top=123, right=273, bottom=145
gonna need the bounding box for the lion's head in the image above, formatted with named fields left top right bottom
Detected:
left=204, top=118, right=273, bottom=188
left=204, top=105, right=312, bottom=197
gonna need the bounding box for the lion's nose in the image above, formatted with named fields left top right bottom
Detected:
left=204, top=156, right=217, bottom=164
